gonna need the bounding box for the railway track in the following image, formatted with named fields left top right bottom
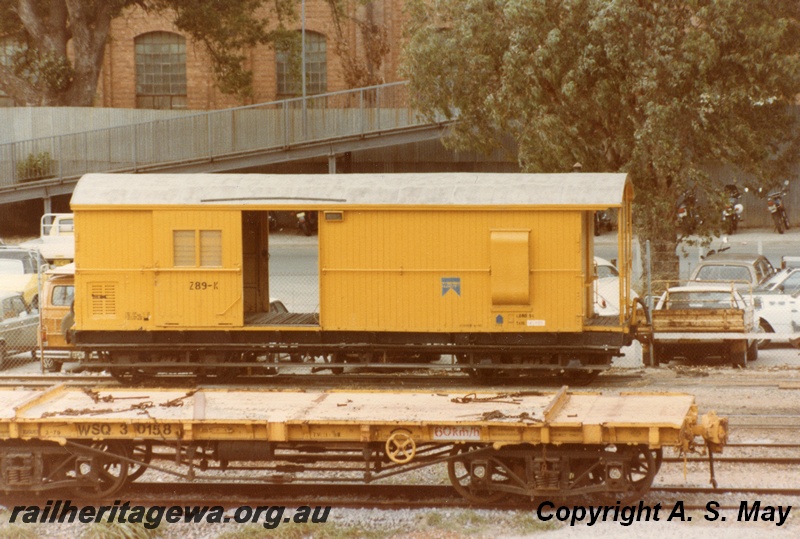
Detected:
left=7, top=480, right=798, bottom=510
left=0, top=370, right=644, bottom=389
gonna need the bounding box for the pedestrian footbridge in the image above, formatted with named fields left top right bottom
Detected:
left=0, top=81, right=454, bottom=207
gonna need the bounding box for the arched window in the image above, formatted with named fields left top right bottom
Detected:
left=135, top=32, right=187, bottom=109
left=276, top=31, right=327, bottom=97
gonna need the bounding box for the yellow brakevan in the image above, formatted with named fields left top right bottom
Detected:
left=68, top=172, right=637, bottom=381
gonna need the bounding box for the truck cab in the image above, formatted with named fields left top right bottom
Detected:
left=38, top=263, right=75, bottom=372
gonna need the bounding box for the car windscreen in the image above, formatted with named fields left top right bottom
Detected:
left=666, top=291, right=738, bottom=309
left=0, top=251, right=40, bottom=273
left=596, top=265, right=619, bottom=279
left=694, top=265, right=750, bottom=283
left=0, top=259, right=25, bottom=274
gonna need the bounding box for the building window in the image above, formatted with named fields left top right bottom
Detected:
left=135, top=31, right=187, bottom=110
left=173, top=230, right=222, bottom=267
left=0, top=37, right=23, bottom=107
left=276, top=31, right=327, bottom=97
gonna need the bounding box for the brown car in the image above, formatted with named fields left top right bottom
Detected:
left=690, top=253, right=776, bottom=289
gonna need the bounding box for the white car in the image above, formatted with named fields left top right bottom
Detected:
left=652, top=285, right=758, bottom=366
left=594, top=256, right=638, bottom=316
left=751, top=271, right=800, bottom=347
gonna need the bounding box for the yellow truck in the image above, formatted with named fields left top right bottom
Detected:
left=647, top=284, right=757, bottom=368
left=37, top=263, right=74, bottom=372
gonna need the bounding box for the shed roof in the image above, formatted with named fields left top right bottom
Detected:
left=71, top=172, right=630, bottom=208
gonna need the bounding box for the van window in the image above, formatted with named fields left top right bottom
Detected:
left=51, top=285, right=75, bottom=307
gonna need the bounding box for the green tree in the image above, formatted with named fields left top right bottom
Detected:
left=0, top=0, right=289, bottom=105
left=0, top=0, right=387, bottom=106
left=403, top=0, right=800, bottom=253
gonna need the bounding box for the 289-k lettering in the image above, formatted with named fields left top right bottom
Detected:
left=189, top=282, right=218, bottom=290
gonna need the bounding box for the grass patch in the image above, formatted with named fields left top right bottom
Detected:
left=80, top=521, right=161, bottom=539
left=216, top=522, right=399, bottom=539
left=422, top=509, right=562, bottom=537
left=0, top=510, right=40, bottom=539
left=0, top=523, right=40, bottom=539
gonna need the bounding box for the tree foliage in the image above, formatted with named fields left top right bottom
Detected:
left=0, top=0, right=387, bottom=106
left=403, top=0, right=800, bottom=244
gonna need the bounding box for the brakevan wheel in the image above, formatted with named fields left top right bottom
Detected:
left=565, top=370, right=600, bottom=385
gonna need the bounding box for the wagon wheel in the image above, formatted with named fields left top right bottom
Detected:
left=126, top=441, right=153, bottom=483
left=71, top=441, right=130, bottom=499
left=446, top=446, right=507, bottom=503
left=595, top=445, right=657, bottom=505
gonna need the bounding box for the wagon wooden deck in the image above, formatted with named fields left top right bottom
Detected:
left=0, top=385, right=721, bottom=450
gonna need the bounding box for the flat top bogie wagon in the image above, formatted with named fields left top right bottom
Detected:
left=0, top=385, right=715, bottom=450
left=69, top=173, right=634, bottom=338
left=0, top=385, right=726, bottom=502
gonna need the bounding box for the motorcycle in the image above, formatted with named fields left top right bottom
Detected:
left=760, top=181, right=791, bottom=234
left=296, top=210, right=319, bottom=236
left=594, top=210, right=613, bottom=236
left=721, top=184, right=744, bottom=235
left=676, top=189, right=702, bottom=235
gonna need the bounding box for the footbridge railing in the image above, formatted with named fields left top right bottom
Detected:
left=0, top=81, right=446, bottom=198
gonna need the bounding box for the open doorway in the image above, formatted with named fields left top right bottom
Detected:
left=242, top=211, right=320, bottom=326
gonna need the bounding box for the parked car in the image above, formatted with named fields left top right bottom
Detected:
left=744, top=268, right=800, bottom=348
left=0, top=291, right=39, bottom=369
left=594, top=256, right=638, bottom=316
left=690, top=253, right=776, bottom=291
left=0, top=246, right=47, bottom=309
left=650, top=285, right=757, bottom=367
left=755, top=268, right=800, bottom=295
left=752, top=291, right=800, bottom=348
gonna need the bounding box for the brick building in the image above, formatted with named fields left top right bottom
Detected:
left=96, top=0, right=406, bottom=110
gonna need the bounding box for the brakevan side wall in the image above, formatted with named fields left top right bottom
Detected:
left=319, top=208, right=587, bottom=333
